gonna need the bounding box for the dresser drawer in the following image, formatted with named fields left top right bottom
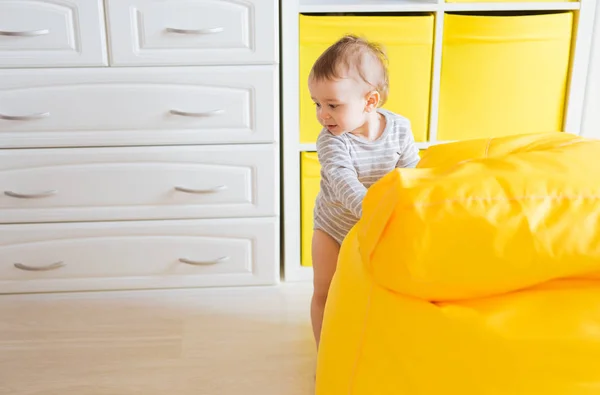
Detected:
left=0, top=218, right=278, bottom=293
left=105, top=0, right=278, bottom=66
left=0, top=0, right=107, bottom=67
left=0, top=66, right=277, bottom=148
left=0, top=144, right=278, bottom=224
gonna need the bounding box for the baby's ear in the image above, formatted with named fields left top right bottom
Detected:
left=365, top=90, right=381, bottom=112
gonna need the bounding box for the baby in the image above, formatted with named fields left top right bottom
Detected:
left=309, top=35, right=420, bottom=347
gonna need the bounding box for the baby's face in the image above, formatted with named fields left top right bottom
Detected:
left=308, top=77, right=370, bottom=136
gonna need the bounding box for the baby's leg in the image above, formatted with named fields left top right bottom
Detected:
left=311, top=229, right=340, bottom=349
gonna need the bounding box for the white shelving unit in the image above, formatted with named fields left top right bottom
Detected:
left=281, top=0, right=599, bottom=282
left=299, top=0, right=581, bottom=12
left=582, top=3, right=600, bottom=138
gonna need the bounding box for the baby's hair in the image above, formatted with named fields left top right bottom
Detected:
left=309, top=34, right=389, bottom=106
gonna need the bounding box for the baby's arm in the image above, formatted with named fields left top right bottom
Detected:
left=396, top=122, right=421, bottom=169
left=317, top=132, right=367, bottom=218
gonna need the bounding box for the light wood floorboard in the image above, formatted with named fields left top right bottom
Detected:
left=0, top=283, right=316, bottom=395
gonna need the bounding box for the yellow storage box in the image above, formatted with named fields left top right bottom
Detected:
left=438, top=12, right=573, bottom=141
left=316, top=132, right=600, bottom=394
left=300, top=152, right=321, bottom=267
left=299, top=14, right=435, bottom=144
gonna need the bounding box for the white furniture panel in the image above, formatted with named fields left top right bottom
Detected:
left=0, top=0, right=280, bottom=293
left=583, top=1, right=600, bottom=139
left=0, top=66, right=278, bottom=148
left=0, top=0, right=107, bottom=67
left=0, top=144, right=278, bottom=223
left=0, top=217, right=278, bottom=293
left=105, top=0, right=278, bottom=66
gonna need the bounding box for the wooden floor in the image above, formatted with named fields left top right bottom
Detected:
left=0, top=283, right=316, bottom=395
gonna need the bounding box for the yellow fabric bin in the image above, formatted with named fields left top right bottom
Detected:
left=316, top=132, right=600, bottom=394
left=299, top=14, right=435, bottom=144
left=300, top=152, right=321, bottom=267
left=438, top=12, right=573, bottom=141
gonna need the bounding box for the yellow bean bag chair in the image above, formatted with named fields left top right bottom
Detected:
left=316, top=132, right=600, bottom=395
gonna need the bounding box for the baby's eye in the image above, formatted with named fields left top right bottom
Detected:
left=328, top=104, right=338, bottom=109
left=314, top=102, right=321, bottom=108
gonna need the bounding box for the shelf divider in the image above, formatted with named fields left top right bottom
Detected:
left=299, top=1, right=580, bottom=14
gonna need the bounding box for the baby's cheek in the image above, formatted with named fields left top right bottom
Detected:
left=341, top=109, right=353, bottom=122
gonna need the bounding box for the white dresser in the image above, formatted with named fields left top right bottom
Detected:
left=0, top=0, right=280, bottom=294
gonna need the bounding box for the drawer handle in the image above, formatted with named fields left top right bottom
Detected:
left=169, top=109, right=224, bottom=118
left=174, top=185, right=227, bottom=194
left=4, top=189, right=57, bottom=199
left=0, top=29, right=50, bottom=37
left=179, top=256, right=229, bottom=266
left=14, top=261, right=65, bottom=271
left=165, top=27, right=224, bottom=35
left=0, top=111, right=50, bottom=121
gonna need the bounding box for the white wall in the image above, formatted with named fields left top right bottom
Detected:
left=582, top=4, right=600, bottom=138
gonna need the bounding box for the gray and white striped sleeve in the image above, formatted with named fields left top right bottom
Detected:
left=316, top=132, right=367, bottom=218
left=395, top=121, right=421, bottom=169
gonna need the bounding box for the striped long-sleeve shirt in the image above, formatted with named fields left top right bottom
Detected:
left=313, top=108, right=420, bottom=245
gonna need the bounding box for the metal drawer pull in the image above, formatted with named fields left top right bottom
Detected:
left=14, top=261, right=65, bottom=271
left=0, top=111, right=50, bottom=121
left=170, top=109, right=224, bottom=118
left=174, top=185, right=227, bottom=194
left=166, top=27, right=224, bottom=35
left=0, top=29, right=50, bottom=37
left=179, top=256, right=229, bottom=266
left=4, top=190, right=57, bottom=199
